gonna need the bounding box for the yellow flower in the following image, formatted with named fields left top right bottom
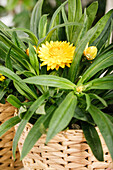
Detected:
left=26, top=45, right=37, bottom=56
left=84, top=43, right=97, bottom=60
left=0, top=74, right=5, bottom=81
left=38, top=41, right=75, bottom=71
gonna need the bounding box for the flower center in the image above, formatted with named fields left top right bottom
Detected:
left=49, top=47, right=62, bottom=57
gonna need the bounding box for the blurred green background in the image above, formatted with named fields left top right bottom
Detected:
left=0, top=0, right=107, bottom=29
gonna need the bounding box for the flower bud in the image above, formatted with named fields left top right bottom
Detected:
left=84, top=46, right=97, bottom=60
left=26, top=45, right=37, bottom=56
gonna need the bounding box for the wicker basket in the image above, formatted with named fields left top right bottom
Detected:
left=15, top=123, right=112, bottom=170
left=0, top=102, right=23, bottom=169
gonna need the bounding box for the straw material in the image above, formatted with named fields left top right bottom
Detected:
left=16, top=123, right=112, bottom=170
left=0, top=102, right=23, bottom=169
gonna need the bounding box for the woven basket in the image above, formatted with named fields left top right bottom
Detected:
left=15, top=123, right=112, bottom=170
left=0, top=102, right=23, bottom=169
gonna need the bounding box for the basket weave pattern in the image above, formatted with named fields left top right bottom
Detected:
left=16, top=123, right=112, bottom=170
left=0, top=102, right=23, bottom=169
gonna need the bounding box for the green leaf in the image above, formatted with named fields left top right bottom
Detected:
left=106, top=114, right=113, bottom=124
left=0, top=33, right=28, bottom=60
left=75, top=0, right=82, bottom=22
left=30, top=0, right=43, bottom=37
left=75, top=9, right=88, bottom=46
left=92, top=13, right=113, bottom=50
left=35, top=104, right=45, bottom=115
left=81, top=121, right=103, bottom=161
left=13, top=82, right=32, bottom=100
left=0, top=88, right=7, bottom=101
left=5, top=47, right=13, bottom=71
left=21, top=105, right=56, bottom=159
left=79, top=50, right=113, bottom=84
left=38, top=14, right=48, bottom=39
left=86, top=1, right=98, bottom=29
left=68, top=25, right=98, bottom=82
left=0, top=21, right=11, bottom=38
left=45, top=22, right=81, bottom=42
left=90, top=9, right=113, bottom=44
left=0, top=116, right=21, bottom=137
left=46, top=92, right=77, bottom=143
left=85, top=75, right=113, bottom=90
left=23, top=75, right=76, bottom=90
left=88, top=105, right=113, bottom=160
left=84, top=93, right=91, bottom=110
left=68, top=0, right=82, bottom=41
left=49, top=0, right=68, bottom=30
left=0, top=66, right=38, bottom=99
left=12, top=31, right=26, bottom=50
left=7, top=95, right=22, bottom=108
left=13, top=92, right=49, bottom=159
left=10, top=28, right=38, bottom=45
left=89, top=93, right=107, bottom=107
left=29, top=43, right=39, bottom=75
left=74, top=106, right=94, bottom=125
left=62, top=7, right=69, bottom=41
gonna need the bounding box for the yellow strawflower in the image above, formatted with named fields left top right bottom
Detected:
left=38, top=41, right=75, bottom=71
left=84, top=43, right=97, bottom=60
left=0, top=74, right=5, bottom=81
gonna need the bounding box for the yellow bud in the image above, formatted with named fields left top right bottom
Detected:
left=1, top=76, right=5, bottom=80
left=76, top=86, right=84, bottom=93
left=84, top=46, right=97, bottom=60
left=26, top=45, right=37, bottom=56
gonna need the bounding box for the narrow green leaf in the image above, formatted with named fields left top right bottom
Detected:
left=12, top=31, right=26, bottom=50
left=5, top=47, right=13, bottom=71
left=0, top=21, right=11, bottom=38
left=30, top=0, right=43, bottom=37
left=79, top=50, right=113, bottom=84
left=90, top=9, right=113, bottom=43
left=21, top=105, right=56, bottom=159
left=23, top=75, right=76, bottom=90
left=29, top=43, right=39, bottom=75
left=92, top=13, right=113, bottom=50
left=0, top=88, right=7, bottom=101
left=86, top=1, right=98, bottom=29
left=0, top=33, right=28, bottom=60
left=89, top=93, right=107, bottom=107
left=68, top=25, right=98, bottom=82
left=13, top=92, right=49, bottom=159
left=13, top=82, right=33, bottom=100
left=0, top=116, right=21, bottom=137
left=11, top=28, right=38, bottom=45
left=38, top=14, right=48, bottom=39
left=7, top=95, right=22, bottom=108
left=75, top=0, right=82, bottom=22
left=88, top=105, right=113, bottom=160
left=0, top=66, right=38, bottom=99
left=62, top=7, right=69, bottom=41
left=74, top=106, right=94, bottom=125
left=85, top=75, right=113, bottom=90
left=49, top=0, right=68, bottom=30
left=85, top=93, right=91, bottom=110
left=75, top=9, right=88, bottom=46
left=46, top=92, right=77, bottom=143
left=45, top=22, right=81, bottom=42
left=81, top=121, right=103, bottom=161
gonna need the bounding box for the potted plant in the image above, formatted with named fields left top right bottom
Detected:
left=0, top=0, right=113, bottom=169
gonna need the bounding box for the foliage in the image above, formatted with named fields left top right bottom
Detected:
left=0, top=0, right=113, bottom=162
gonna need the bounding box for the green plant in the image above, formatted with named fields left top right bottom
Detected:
left=0, top=0, right=113, bottom=162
